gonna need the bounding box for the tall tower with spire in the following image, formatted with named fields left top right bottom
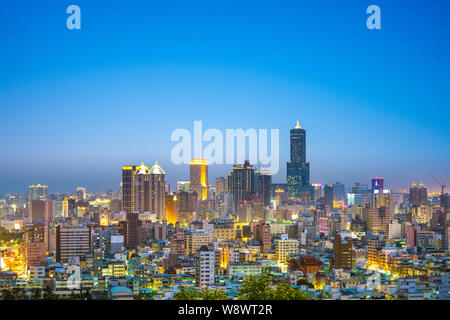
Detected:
left=287, top=121, right=310, bottom=198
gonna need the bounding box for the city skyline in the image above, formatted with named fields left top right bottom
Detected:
left=0, top=1, right=449, bottom=304
left=0, top=120, right=447, bottom=195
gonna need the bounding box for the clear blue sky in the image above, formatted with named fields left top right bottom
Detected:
left=0, top=0, right=449, bottom=194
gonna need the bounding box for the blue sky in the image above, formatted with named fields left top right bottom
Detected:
left=0, top=0, right=449, bottom=194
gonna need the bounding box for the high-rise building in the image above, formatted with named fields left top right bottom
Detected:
left=76, top=187, right=86, bottom=202
left=410, top=183, right=428, bottom=206
left=24, top=224, right=46, bottom=269
left=324, top=184, right=334, bottom=208
left=29, top=200, right=54, bottom=224
left=215, top=192, right=234, bottom=218
left=333, top=233, right=352, bottom=270
left=195, top=245, right=215, bottom=288
left=287, top=121, right=310, bottom=198
left=122, top=165, right=135, bottom=213
left=371, top=177, right=384, bottom=193
left=121, top=162, right=166, bottom=219
left=149, top=162, right=166, bottom=220
left=28, top=184, right=48, bottom=201
left=134, top=163, right=151, bottom=212
left=126, top=212, right=139, bottom=249
left=227, top=160, right=256, bottom=210
left=275, top=235, right=298, bottom=267
left=165, top=194, right=178, bottom=225
left=253, top=220, right=271, bottom=252
left=186, top=230, right=211, bottom=254
left=62, top=197, right=69, bottom=217
left=333, top=182, right=345, bottom=201
left=190, top=158, right=208, bottom=201
left=256, top=169, right=272, bottom=207
left=215, top=177, right=226, bottom=196
left=56, top=225, right=92, bottom=263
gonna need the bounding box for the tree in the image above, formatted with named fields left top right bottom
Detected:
left=43, top=286, right=56, bottom=300
left=175, top=286, right=229, bottom=300
left=31, top=288, right=42, bottom=300
left=296, top=278, right=313, bottom=288
left=238, top=274, right=310, bottom=300
left=270, top=283, right=309, bottom=300
left=174, top=286, right=202, bottom=300
left=12, top=287, right=27, bottom=300
left=238, top=274, right=273, bottom=300
left=1, top=289, right=15, bottom=300
left=200, top=288, right=229, bottom=300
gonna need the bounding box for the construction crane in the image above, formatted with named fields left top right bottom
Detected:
left=428, top=172, right=446, bottom=196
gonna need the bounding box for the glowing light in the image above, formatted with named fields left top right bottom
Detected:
left=190, top=158, right=208, bottom=165
left=150, top=162, right=166, bottom=175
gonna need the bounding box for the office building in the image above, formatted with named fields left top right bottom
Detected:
left=227, top=160, right=256, bottom=210
left=190, top=158, right=208, bottom=201
left=195, top=245, right=215, bottom=288
left=410, top=183, right=428, bottom=206
left=56, top=225, right=92, bottom=263
left=287, top=121, right=310, bottom=198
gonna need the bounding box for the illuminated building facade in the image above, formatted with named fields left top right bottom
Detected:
left=165, top=194, right=178, bottom=225
left=275, top=235, right=298, bottom=268
left=190, top=158, right=208, bottom=201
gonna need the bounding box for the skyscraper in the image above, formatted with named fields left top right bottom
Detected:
left=126, top=212, right=139, bottom=249
left=333, top=233, right=353, bottom=270
left=215, top=177, right=226, bottom=196
left=190, top=158, right=208, bottom=201
left=410, top=183, right=428, bottom=206
left=134, top=163, right=151, bottom=212
left=165, top=194, right=178, bottom=225
left=324, top=184, right=334, bottom=208
left=253, top=220, right=271, bottom=252
left=29, top=200, right=54, bottom=224
left=121, top=162, right=166, bottom=219
left=149, top=162, right=166, bottom=220
left=371, top=177, right=384, bottom=192
left=287, top=121, right=310, bottom=198
left=256, top=169, right=272, bottom=207
left=24, top=224, right=46, bottom=269
left=122, top=165, right=136, bottom=213
left=227, top=160, right=256, bottom=210
left=76, top=187, right=86, bottom=202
